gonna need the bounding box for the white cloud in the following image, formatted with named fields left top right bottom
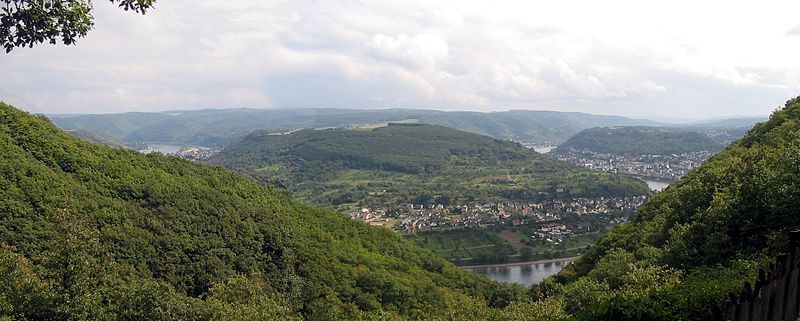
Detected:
left=1, top=0, right=799, bottom=117
left=368, top=33, right=449, bottom=68
left=787, top=25, right=800, bottom=37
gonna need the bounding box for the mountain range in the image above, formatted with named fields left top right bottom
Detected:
left=49, top=108, right=662, bottom=147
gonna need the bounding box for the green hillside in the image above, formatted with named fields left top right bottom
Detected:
left=66, top=129, right=130, bottom=148
left=554, top=126, right=723, bottom=155
left=0, top=102, right=545, bottom=320
left=528, top=96, right=800, bottom=320
left=7, top=94, right=794, bottom=320
left=211, top=124, right=650, bottom=210
left=50, top=108, right=659, bottom=147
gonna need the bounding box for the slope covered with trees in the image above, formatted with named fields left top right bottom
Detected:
left=7, top=94, right=796, bottom=320
left=211, top=124, right=650, bottom=210
left=553, top=126, right=723, bottom=155
left=0, top=102, right=543, bottom=320
left=526, top=96, right=800, bottom=320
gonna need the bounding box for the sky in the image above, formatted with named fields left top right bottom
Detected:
left=2, top=0, right=800, bottom=118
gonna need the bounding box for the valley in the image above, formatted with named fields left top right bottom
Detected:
left=61, top=111, right=752, bottom=272
left=4, top=1, right=799, bottom=320
left=2, top=98, right=797, bottom=320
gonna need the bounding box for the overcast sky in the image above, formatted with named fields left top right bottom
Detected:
left=2, top=0, right=800, bottom=118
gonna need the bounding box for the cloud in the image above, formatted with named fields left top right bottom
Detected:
left=368, top=33, right=449, bottom=69
left=787, top=25, right=800, bottom=37
left=1, top=0, right=799, bottom=118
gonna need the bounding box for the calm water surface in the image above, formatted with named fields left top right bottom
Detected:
left=142, top=144, right=183, bottom=155
left=643, top=179, right=671, bottom=191
left=462, top=259, right=573, bottom=287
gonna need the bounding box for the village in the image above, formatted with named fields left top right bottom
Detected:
left=348, top=195, right=648, bottom=235
left=553, top=149, right=714, bottom=181
left=175, top=146, right=221, bottom=161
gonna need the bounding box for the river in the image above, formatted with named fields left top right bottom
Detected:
left=642, top=179, right=671, bottom=191
left=140, top=144, right=183, bottom=155
left=461, top=258, right=574, bottom=287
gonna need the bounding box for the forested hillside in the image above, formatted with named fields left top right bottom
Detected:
left=211, top=124, right=649, bottom=210
left=0, top=102, right=548, bottom=320
left=5, top=94, right=796, bottom=321
left=553, top=126, right=723, bottom=155
left=50, top=108, right=658, bottom=147
left=527, top=96, right=800, bottom=320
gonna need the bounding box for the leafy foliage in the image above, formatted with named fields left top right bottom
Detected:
left=5, top=93, right=795, bottom=320
left=0, top=102, right=527, bottom=320
left=1, top=0, right=154, bottom=53
left=539, top=96, right=800, bottom=320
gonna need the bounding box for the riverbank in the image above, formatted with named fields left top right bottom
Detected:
left=458, top=256, right=579, bottom=269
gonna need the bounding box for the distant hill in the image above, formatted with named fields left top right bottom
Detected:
left=553, top=126, right=723, bottom=155
left=682, top=116, right=768, bottom=128
left=66, top=129, right=130, bottom=148
left=49, top=112, right=173, bottom=140
left=212, top=123, right=650, bottom=210
left=49, top=108, right=660, bottom=147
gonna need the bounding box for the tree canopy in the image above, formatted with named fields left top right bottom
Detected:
left=0, top=102, right=532, bottom=320
left=1, top=0, right=154, bottom=52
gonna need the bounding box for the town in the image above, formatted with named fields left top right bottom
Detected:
left=348, top=195, right=648, bottom=233
left=552, top=148, right=714, bottom=181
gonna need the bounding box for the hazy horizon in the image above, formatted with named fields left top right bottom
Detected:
left=40, top=105, right=770, bottom=124
left=3, top=0, right=799, bottom=118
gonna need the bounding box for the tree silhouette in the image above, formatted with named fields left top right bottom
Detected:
left=1, top=0, right=155, bottom=52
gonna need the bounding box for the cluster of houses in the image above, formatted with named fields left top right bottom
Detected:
left=347, top=195, right=649, bottom=233
left=554, top=149, right=713, bottom=181
left=533, top=223, right=573, bottom=242
left=175, top=146, right=221, bottom=161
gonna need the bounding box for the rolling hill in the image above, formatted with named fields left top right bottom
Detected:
left=66, top=129, right=131, bottom=148
left=49, top=108, right=660, bottom=148
left=0, top=102, right=546, bottom=320
left=553, top=126, right=724, bottom=156
left=211, top=123, right=650, bottom=210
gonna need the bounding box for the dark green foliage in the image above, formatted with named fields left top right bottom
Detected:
left=211, top=124, right=650, bottom=209
left=554, top=126, right=723, bottom=155
left=0, top=102, right=526, bottom=320
left=545, top=96, right=800, bottom=320
left=1, top=0, right=154, bottom=53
